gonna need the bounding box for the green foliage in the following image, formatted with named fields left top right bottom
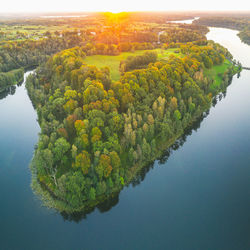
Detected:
left=53, top=137, right=70, bottom=163
left=27, top=40, right=238, bottom=212
left=195, top=17, right=250, bottom=45
left=174, top=110, right=182, bottom=121
left=120, top=51, right=158, bottom=73
left=0, top=32, right=84, bottom=87
left=0, top=68, right=24, bottom=90
left=63, top=171, right=86, bottom=208
left=83, top=48, right=181, bottom=81
left=89, top=187, right=96, bottom=201
left=74, top=151, right=91, bottom=175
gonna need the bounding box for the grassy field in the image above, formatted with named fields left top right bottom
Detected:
left=84, top=50, right=236, bottom=85
left=204, top=59, right=232, bottom=90
left=83, top=48, right=182, bottom=81
left=0, top=24, right=71, bottom=42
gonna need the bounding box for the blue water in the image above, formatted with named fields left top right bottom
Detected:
left=0, top=28, right=250, bottom=250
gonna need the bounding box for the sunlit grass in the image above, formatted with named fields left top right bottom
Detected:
left=83, top=48, right=182, bottom=81
left=0, top=24, right=72, bottom=42
left=204, top=59, right=232, bottom=90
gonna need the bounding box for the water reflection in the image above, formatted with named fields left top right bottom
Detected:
left=61, top=194, right=120, bottom=222
left=0, top=72, right=27, bottom=101
left=0, top=85, right=17, bottom=100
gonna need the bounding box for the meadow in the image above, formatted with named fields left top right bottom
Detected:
left=0, top=24, right=72, bottom=42
left=83, top=48, right=183, bottom=80
left=204, top=59, right=232, bottom=90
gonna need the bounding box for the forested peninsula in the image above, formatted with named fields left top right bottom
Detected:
left=26, top=38, right=240, bottom=213
left=0, top=13, right=241, bottom=213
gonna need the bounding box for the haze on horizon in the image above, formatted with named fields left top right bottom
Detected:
left=0, top=0, right=250, bottom=13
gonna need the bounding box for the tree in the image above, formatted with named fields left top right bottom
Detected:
left=110, top=151, right=121, bottom=171
left=74, top=150, right=91, bottom=175
left=35, top=148, right=54, bottom=175
left=53, top=137, right=70, bottom=163
left=64, top=171, right=86, bottom=208
left=64, top=114, right=77, bottom=139
left=71, top=144, right=78, bottom=159
left=109, top=113, right=123, bottom=133
left=75, top=120, right=86, bottom=135
left=142, top=138, right=151, bottom=161
left=170, top=97, right=178, bottom=111
left=147, top=114, right=154, bottom=125
left=64, top=99, right=78, bottom=114
left=95, top=154, right=112, bottom=179
left=96, top=181, right=107, bottom=195
left=91, top=127, right=102, bottom=144
left=151, top=139, right=157, bottom=157
left=89, top=187, right=96, bottom=200
left=128, top=147, right=135, bottom=165
left=64, top=89, right=77, bottom=100
left=174, top=109, right=182, bottom=121
left=80, top=134, right=89, bottom=150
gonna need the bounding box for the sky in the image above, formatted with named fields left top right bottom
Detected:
left=0, top=0, right=250, bottom=13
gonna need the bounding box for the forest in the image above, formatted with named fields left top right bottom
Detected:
left=26, top=36, right=240, bottom=212
left=0, top=68, right=24, bottom=91
left=0, top=32, right=85, bottom=89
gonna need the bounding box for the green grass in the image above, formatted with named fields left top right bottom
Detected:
left=0, top=24, right=73, bottom=42
left=83, top=48, right=182, bottom=81
left=204, top=59, right=232, bottom=90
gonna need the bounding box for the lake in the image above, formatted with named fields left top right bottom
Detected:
left=0, top=27, right=250, bottom=249
left=168, top=16, right=200, bottom=24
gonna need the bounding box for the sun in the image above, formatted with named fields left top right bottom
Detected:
left=110, top=10, right=122, bottom=14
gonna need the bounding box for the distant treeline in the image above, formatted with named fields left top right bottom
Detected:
left=0, top=32, right=85, bottom=89
left=194, top=17, right=250, bottom=45
left=0, top=33, right=84, bottom=74
left=94, top=27, right=207, bottom=45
